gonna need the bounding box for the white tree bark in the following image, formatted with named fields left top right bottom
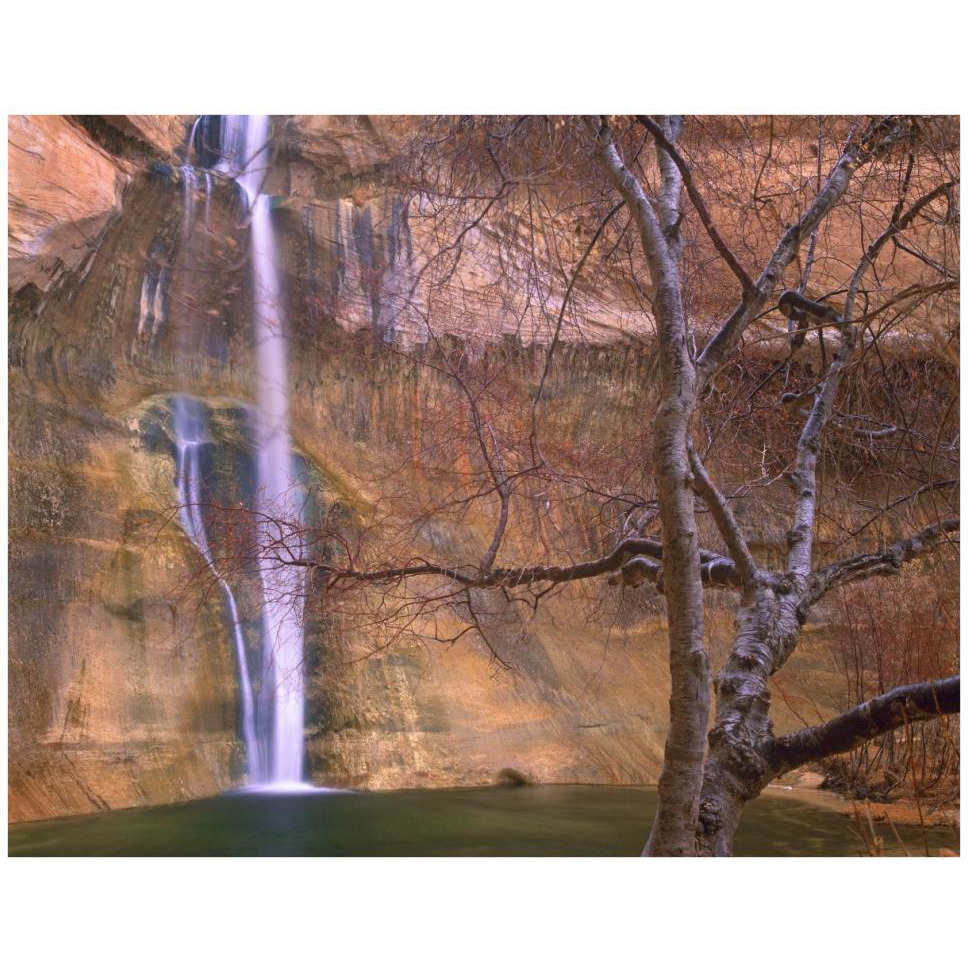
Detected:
left=592, top=116, right=711, bottom=856
left=587, top=115, right=955, bottom=857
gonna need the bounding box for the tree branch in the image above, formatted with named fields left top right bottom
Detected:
left=636, top=115, right=755, bottom=294
left=649, top=115, right=686, bottom=254
left=842, top=179, right=955, bottom=323
left=847, top=479, right=959, bottom=539
left=786, top=180, right=957, bottom=577
left=587, top=116, right=669, bottom=268
left=806, top=518, right=960, bottom=605
left=695, top=116, right=913, bottom=390
left=785, top=325, right=856, bottom=576
left=304, top=532, right=744, bottom=592
left=687, top=445, right=757, bottom=586
left=765, top=675, right=960, bottom=775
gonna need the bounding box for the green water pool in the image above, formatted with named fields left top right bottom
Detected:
left=8, top=784, right=958, bottom=857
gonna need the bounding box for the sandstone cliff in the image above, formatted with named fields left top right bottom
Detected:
left=10, top=115, right=946, bottom=822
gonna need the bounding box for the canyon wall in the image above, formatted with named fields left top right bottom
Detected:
left=9, top=115, right=917, bottom=822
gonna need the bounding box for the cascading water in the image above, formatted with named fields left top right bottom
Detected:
left=173, top=115, right=308, bottom=790
left=232, top=114, right=307, bottom=788
left=172, top=396, right=262, bottom=780
left=180, top=164, right=197, bottom=238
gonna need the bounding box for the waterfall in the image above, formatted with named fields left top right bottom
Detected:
left=180, top=164, right=197, bottom=238
left=173, top=115, right=308, bottom=789
left=203, top=171, right=213, bottom=230
left=229, top=114, right=308, bottom=788
left=171, top=395, right=262, bottom=780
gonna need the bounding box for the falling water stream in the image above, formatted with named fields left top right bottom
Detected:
left=172, top=397, right=262, bottom=781
left=172, top=115, right=308, bottom=789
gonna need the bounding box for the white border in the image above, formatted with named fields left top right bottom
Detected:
left=3, top=2, right=964, bottom=966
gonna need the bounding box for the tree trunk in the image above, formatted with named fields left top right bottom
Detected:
left=592, top=118, right=711, bottom=856
left=643, top=280, right=710, bottom=857
left=696, top=581, right=804, bottom=856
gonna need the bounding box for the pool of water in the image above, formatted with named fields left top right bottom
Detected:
left=8, top=785, right=959, bottom=857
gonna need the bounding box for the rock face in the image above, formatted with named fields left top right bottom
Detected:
left=287, top=115, right=388, bottom=178
left=7, top=115, right=194, bottom=295
left=8, top=115, right=845, bottom=822
left=8, top=116, right=128, bottom=293
left=100, top=115, right=194, bottom=158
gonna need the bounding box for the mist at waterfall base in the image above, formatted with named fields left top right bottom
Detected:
left=173, top=116, right=313, bottom=793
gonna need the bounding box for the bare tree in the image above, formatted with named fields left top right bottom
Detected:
left=180, top=115, right=959, bottom=856
left=586, top=114, right=958, bottom=855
